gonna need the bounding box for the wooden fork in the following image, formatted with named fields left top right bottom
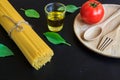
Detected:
left=97, top=24, right=120, bottom=51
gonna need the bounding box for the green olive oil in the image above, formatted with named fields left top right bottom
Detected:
left=47, top=11, right=64, bottom=32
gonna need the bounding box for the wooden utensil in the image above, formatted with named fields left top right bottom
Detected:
left=83, top=8, right=120, bottom=41
left=97, top=24, right=120, bottom=51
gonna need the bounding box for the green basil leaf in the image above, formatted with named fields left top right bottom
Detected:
left=66, top=5, right=79, bottom=13
left=20, top=8, right=40, bottom=18
left=44, top=32, right=71, bottom=46
left=0, top=44, right=14, bottom=57
left=58, top=6, right=65, bottom=11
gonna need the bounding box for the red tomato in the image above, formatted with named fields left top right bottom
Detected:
left=80, top=0, right=104, bottom=24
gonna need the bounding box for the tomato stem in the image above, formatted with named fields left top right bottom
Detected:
left=90, top=2, right=98, bottom=8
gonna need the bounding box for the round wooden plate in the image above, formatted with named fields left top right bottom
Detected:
left=74, top=4, right=120, bottom=58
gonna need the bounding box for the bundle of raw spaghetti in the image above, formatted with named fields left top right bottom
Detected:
left=0, top=0, right=54, bottom=70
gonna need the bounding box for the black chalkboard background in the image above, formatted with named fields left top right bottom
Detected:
left=0, top=0, right=120, bottom=80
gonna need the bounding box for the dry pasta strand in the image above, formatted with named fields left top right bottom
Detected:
left=0, top=0, right=54, bottom=70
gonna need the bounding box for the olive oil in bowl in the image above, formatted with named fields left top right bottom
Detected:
left=44, top=2, right=66, bottom=32
left=47, top=11, right=64, bottom=32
